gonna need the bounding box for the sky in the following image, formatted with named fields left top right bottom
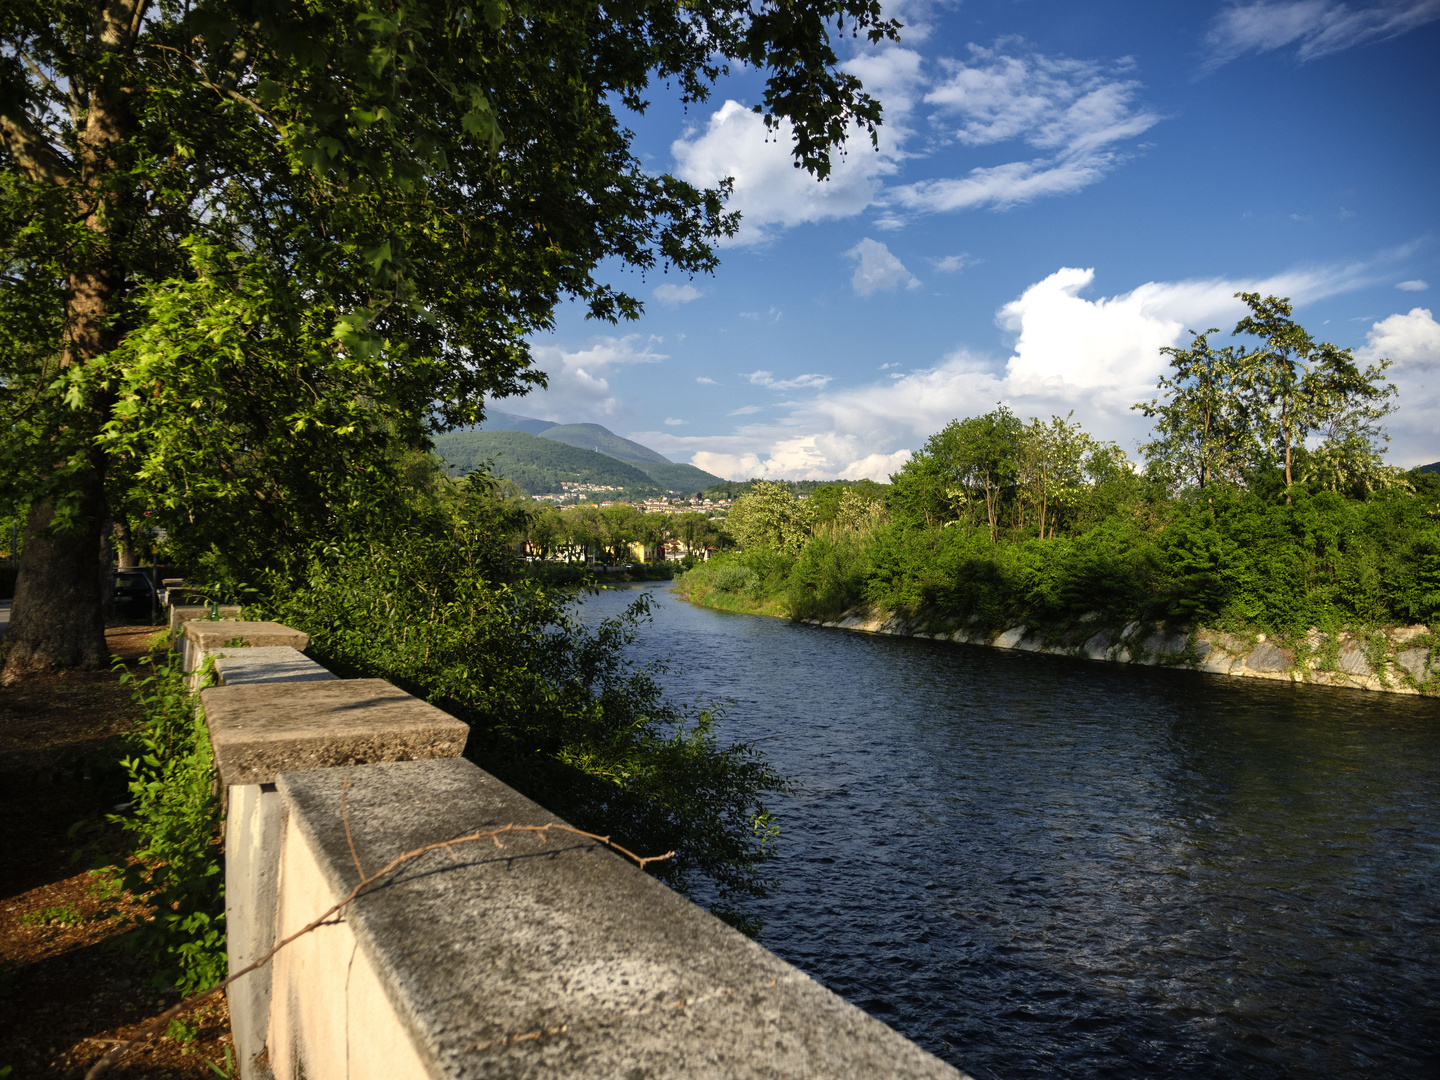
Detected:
left=498, top=0, right=1440, bottom=480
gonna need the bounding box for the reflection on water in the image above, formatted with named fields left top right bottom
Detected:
left=577, top=585, right=1440, bottom=1078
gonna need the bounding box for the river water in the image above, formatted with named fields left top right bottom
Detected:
left=575, top=584, right=1440, bottom=1079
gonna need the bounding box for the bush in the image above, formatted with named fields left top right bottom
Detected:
left=248, top=489, right=787, bottom=924
left=105, top=653, right=225, bottom=994
left=712, top=564, right=761, bottom=596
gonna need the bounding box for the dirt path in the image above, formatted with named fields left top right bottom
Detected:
left=0, top=626, right=234, bottom=1078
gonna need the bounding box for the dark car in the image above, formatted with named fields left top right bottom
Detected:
left=114, top=569, right=158, bottom=621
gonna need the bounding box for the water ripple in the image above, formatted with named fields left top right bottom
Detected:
left=580, top=587, right=1440, bottom=1079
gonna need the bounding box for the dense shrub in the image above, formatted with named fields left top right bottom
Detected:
left=700, top=480, right=1440, bottom=638
left=248, top=489, right=786, bottom=924
left=105, top=652, right=225, bottom=994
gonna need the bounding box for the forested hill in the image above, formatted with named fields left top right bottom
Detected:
left=538, top=423, right=671, bottom=464
left=432, top=430, right=659, bottom=494
left=470, top=412, right=724, bottom=492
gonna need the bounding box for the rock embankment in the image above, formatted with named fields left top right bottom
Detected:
left=807, top=610, right=1437, bottom=697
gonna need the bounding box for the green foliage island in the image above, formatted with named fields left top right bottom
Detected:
left=680, top=296, right=1440, bottom=692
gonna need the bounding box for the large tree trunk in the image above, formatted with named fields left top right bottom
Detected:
left=113, top=519, right=138, bottom=568
left=1, top=490, right=109, bottom=684
left=0, top=3, right=138, bottom=683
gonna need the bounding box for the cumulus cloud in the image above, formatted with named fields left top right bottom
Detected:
left=696, top=376, right=720, bottom=386
left=505, top=334, right=666, bottom=422
left=632, top=256, right=1410, bottom=481
left=664, top=417, right=687, bottom=426
left=847, top=237, right=921, bottom=296
left=670, top=40, right=1160, bottom=242
left=670, top=100, right=899, bottom=246
left=654, top=283, right=701, bottom=304
left=1357, top=307, right=1440, bottom=465
left=1397, top=279, right=1430, bottom=291
left=1358, top=307, right=1440, bottom=368
left=1206, top=1, right=1440, bottom=66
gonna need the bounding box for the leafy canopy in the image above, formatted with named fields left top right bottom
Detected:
left=0, top=0, right=899, bottom=568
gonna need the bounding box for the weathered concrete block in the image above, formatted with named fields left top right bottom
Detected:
left=1396, top=647, right=1432, bottom=680
left=1082, top=629, right=1112, bottom=660
left=213, top=647, right=337, bottom=687
left=993, top=626, right=1027, bottom=649
left=1392, top=624, right=1431, bottom=645
left=201, top=679, right=470, bottom=788
left=1140, top=630, right=1186, bottom=665
left=270, top=759, right=964, bottom=1080
left=1199, top=647, right=1236, bottom=675
left=170, top=603, right=243, bottom=633
left=1212, top=632, right=1249, bottom=654
left=184, top=620, right=309, bottom=675
left=1244, top=642, right=1291, bottom=672
left=1337, top=640, right=1372, bottom=676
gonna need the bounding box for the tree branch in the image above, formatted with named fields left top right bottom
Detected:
left=0, top=110, right=72, bottom=184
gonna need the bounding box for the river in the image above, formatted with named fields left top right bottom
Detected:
left=575, top=584, right=1440, bottom=1079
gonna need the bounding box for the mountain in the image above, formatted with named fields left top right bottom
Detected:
left=454, top=411, right=724, bottom=493
left=432, top=430, right=658, bottom=494
left=537, top=423, right=672, bottom=465
left=1418, top=461, right=1440, bottom=474
left=474, top=409, right=561, bottom=437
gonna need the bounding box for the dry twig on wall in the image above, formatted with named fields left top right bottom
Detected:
left=85, top=782, right=674, bottom=1079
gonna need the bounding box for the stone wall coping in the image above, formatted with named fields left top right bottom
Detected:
left=201, top=679, right=469, bottom=787
left=212, top=646, right=338, bottom=687
left=170, top=604, right=243, bottom=631
left=184, top=619, right=309, bottom=651
left=277, top=758, right=964, bottom=1080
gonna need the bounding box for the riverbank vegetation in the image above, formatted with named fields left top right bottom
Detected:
left=194, top=471, right=787, bottom=927
left=680, top=296, right=1440, bottom=656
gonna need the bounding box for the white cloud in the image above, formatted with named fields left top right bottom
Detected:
left=729, top=405, right=763, bottom=415
left=1358, top=307, right=1440, bottom=368
left=503, top=334, right=666, bottom=422
left=633, top=256, right=1406, bottom=481
left=1357, top=307, right=1440, bottom=465
left=932, top=253, right=975, bottom=273
left=890, top=42, right=1160, bottom=215
left=670, top=100, right=900, bottom=246
left=654, top=283, right=702, bottom=304
left=745, top=370, right=834, bottom=391
left=671, top=40, right=1160, bottom=241
left=664, top=417, right=687, bottom=426
left=696, top=376, right=720, bottom=386
left=847, top=237, right=921, bottom=296
left=1206, top=1, right=1440, bottom=65
left=1397, top=279, right=1430, bottom=291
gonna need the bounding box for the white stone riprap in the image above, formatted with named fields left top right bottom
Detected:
left=808, top=609, right=1435, bottom=697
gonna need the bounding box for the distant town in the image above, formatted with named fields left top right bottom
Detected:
left=531, top=483, right=734, bottom=512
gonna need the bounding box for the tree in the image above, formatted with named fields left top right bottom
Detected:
left=1136, top=329, right=1251, bottom=490
left=1232, top=293, right=1395, bottom=502
left=1016, top=413, right=1089, bottom=538
left=0, top=0, right=900, bottom=680
left=922, top=406, right=1024, bottom=541
left=671, top=510, right=717, bottom=560
left=724, top=482, right=812, bottom=554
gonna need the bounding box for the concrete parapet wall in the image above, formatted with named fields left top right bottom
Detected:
left=209, top=623, right=963, bottom=1080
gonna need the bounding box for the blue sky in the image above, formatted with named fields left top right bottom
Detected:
left=500, top=0, right=1440, bottom=479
